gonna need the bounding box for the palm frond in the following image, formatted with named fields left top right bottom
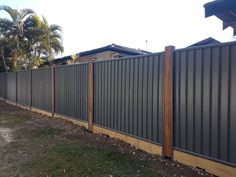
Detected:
left=20, top=8, right=35, bottom=20
left=32, top=15, right=41, bottom=28
left=0, top=5, right=18, bottom=22
left=24, top=14, right=41, bottom=30
left=50, top=24, right=62, bottom=32
left=0, top=18, right=14, bottom=29
left=50, top=32, right=62, bottom=40
left=50, top=39, right=64, bottom=54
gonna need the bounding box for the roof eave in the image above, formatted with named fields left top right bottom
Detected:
left=204, top=0, right=236, bottom=18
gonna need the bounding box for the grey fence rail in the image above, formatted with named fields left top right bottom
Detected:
left=0, top=41, right=235, bottom=170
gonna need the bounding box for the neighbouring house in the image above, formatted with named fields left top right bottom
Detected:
left=204, top=0, right=236, bottom=35
left=50, top=37, right=222, bottom=67
left=76, top=44, right=150, bottom=63
left=51, top=44, right=150, bottom=66
left=187, top=37, right=221, bottom=48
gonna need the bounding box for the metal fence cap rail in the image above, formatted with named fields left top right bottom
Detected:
left=54, top=62, right=88, bottom=69
left=175, top=40, right=236, bottom=52
left=93, top=52, right=164, bottom=64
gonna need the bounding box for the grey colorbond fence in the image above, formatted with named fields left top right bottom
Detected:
left=0, top=41, right=235, bottom=174
left=17, top=71, right=31, bottom=106
left=173, top=43, right=236, bottom=165
left=32, top=68, right=52, bottom=112
left=7, top=72, right=16, bottom=103
left=93, top=54, right=164, bottom=144
left=55, top=64, right=89, bottom=121
left=0, top=72, right=6, bottom=99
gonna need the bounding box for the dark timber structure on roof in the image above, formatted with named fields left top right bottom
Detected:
left=204, top=0, right=236, bottom=35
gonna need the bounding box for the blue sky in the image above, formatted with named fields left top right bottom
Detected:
left=0, top=0, right=234, bottom=57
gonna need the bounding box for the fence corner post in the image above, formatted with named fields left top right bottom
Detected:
left=88, top=61, right=94, bottom=131
left=52, top=66, right=55, bottom=118
left=163, top=45, right=175, bottom=159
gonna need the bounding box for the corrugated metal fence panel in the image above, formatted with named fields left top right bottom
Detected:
left=55, top=64, right=88, bottom=121
left=0, top=72, right=7, bottom=99
left=93, top=53, right=164, bottom=144
left=7, top=72, right=16, bottom=103
left=16, top=71, right=30, bottom=106
left=173, top=43, right=236, bottom=165
left=32, top=68, right=52, bottom=112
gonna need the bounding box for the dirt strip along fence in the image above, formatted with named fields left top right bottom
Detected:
left=0, top=41, right=236, bottom=177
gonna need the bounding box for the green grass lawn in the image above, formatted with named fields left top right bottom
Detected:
left=0, top=102, right=210, bottom=177
left=21, top=137, right=158, bottom=177
left=0, top=117, right=161, bottom=177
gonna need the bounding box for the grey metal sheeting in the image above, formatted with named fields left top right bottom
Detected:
left=0, top=72, right=7, bottom=99
left=7, top=72, right=16, bottom=103
left=55, top=64, right=88, bottom=121
left=93, top=53, right=164, bottom=144
left=16, top=71, right=30, bottom=106
left=31, top=68, right=52, bottom=112
left=173, top=43, right=236, bottom=165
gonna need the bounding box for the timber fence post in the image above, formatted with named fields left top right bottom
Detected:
left=163, top=45, right=175, bottom=159
left=52, top=66, right=55, bottom=118
left=88, top=61, right=94, bottom=131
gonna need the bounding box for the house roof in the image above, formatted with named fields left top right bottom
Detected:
left=187, top=37, right=221, bottom=47
left=79, top=44, right=151, bottom=57
left=52, top=44, right=150, bottom=64
left=52, top=55, right=72, bottom=65
left=204, top=0, right=236, bottom=35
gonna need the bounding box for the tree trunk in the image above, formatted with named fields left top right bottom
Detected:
left=0, top=47, right=8, bottom=72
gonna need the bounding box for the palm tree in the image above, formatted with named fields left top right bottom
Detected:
left=39, top=17, right=64, bottom=61
left=0, top=38, right=9, bottom=72
left=0, top=5, right=38, bottom=43
left=0, top=5, right=40, bottom=70
left=0, top=5, right=64, bottom=70
left=22, top=17, right=64, bottom=68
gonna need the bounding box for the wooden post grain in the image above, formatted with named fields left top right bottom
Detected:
left=52, top=66, right=55, bottom=118
left=88, top=62, right=93, bottom=131
left=163, top=45, right=175, bottom=159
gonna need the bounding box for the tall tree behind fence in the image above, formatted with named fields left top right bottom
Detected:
left=0, top=41, right=235, bottom=173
